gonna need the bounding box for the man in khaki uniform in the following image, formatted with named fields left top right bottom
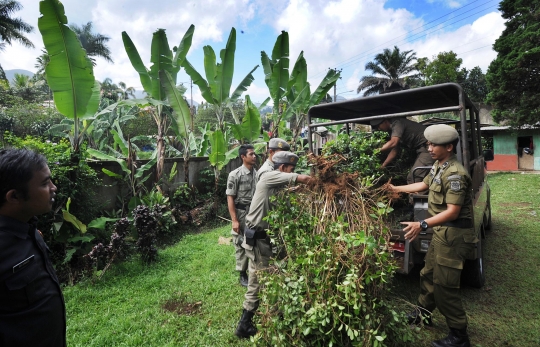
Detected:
left=256, top=138, right=290, bottom=181
left=235, top=151, right=311, bottom=339
left=226, top=144, right=257, bottom=287
left=390, top=124, right=474, bottom=347
left=372, top=117, right=434, bottom=184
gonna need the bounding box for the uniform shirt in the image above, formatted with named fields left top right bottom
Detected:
left=423, top=154, right=473, bottom=220
left=226, top=165, right=257, bottom=207
left=391, top=118, right=428, bottom=150
left=256, top=159, right=274, bottom=182
left=0, top=215, right=66, bottom=347
left=246, top=170, right=299, bottom=230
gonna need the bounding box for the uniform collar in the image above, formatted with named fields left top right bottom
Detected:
left=240, top=165, right=254, bottom=175
left=0, top=215, right=34, bottom=239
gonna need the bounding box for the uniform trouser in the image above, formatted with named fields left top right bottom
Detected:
left=407, top=149, right=435, bottom=184
left=231, top=209, right=248, bottom=272
left=243, top=237, right=272, bottom=312
left=418, top=226, right=476, bottom=330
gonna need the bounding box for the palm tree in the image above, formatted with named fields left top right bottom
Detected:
left=118, top=81, right=135, bottom=100
left=69, top=21, right=113, bottom=66
left=0, top=0, right=34, bottom=80
left=357, top=46, right=419, bottom=96
left=100, top=78, right=120, bottom=102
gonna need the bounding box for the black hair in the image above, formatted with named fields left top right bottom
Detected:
left=238, top=144, right=255, bottom=159
left=0, top=149, right=47, bottom=207
left=273, top=163, right=295, bottom=170
left=450, top=138, right=459, bottom=154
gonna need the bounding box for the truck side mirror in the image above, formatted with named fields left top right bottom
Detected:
left=483, top=149, right=494, bottom=161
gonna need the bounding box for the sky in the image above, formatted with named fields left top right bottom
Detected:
left=0, top=0, right=505, bottom=105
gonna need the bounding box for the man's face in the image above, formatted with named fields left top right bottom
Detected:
left=376, top=120, right=391, bottom=132
left=242, top=149, right=257, bottom=165
left=427, top=142, right=452, bottom=162
left=280, top=164, right=295, bottom=173
left=20, top=165, right=57, bottom=218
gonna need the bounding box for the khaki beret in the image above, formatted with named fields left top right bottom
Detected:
left=272, top=151, right=299, bottom=166
left=268, top=138, right=290, bottom=150
left=424, top=124, right=459, bottom=144
left=370, top=118, right=385, bottom=126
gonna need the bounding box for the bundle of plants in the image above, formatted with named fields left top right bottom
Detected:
left=255, top=137, right=414, bottom=347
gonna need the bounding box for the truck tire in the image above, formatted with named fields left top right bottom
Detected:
left=461, top=233, right=485, bottom=288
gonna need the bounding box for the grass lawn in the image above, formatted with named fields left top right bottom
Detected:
left=64, top=172, right=540, bottom=347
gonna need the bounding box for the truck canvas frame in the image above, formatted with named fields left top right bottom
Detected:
left=306, top=83, right=493, bottom=288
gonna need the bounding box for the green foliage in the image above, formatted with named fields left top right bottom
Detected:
left=486, top=0, right=540, bottom=127
left=257, top=191, right=414, bottom=346
left=418, top=51, right=467, bottom=86
left=322, top=131, right=387, bottom=176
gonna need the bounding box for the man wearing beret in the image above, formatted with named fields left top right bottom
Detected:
left=390, top=124, right=474, bottom=347
left=235, top=151, right=311, bottom=338
left=226, top=144, right=257, bottom=287
left=256, top=138, right=290, bottom=182
left=371, top=117, right=434, bottom=184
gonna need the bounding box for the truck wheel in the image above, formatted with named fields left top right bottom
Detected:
left=484, top=198, right=492, bottom=231
left=461, top=233, right=485, bottom=288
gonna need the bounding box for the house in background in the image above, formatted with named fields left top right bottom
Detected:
left=481, top=125, right=540, bottom=171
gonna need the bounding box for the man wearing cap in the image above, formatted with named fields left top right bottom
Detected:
left=390, top=124, right=474, bottom=347
left=235, top=151, right=311, bottom=339
left=256, top=138, right=290, bottom=182
left=371, top=118, right=434, bottom=184
left=226, top=144, right=257, bottom=287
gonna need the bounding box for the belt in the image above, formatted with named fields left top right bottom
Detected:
left=442, top=219, right=473, bottom=228
left=235, top=203, right=250, bottom=211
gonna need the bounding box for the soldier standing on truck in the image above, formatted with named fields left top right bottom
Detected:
left=226, top=144, right=257, bottom=287
left=256, top=138, right=290, bottom=181
left=371, top=117, right=434, bottom=183
left=390, top=124, right=475, bottom=347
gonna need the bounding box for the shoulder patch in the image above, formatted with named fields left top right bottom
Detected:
left=228, top=182, right=234, bottom=189
left=450, top=180, right=461, bottom=191
left=448, top=174, right=461, bottom=180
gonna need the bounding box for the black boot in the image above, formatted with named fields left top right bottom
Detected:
left=235, top=309, right=257, bottom=338
left=431, top=328, right=470, bottom=347
left=406, top=306, right=432, bottom=326
left=239, top=271, right=248, bottom=287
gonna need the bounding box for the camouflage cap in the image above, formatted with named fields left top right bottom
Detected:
left=369, top=118, right=385, bottom=126
left=268, top=138, right=290, bottom=150
left=272, top=151, right=299, bottom=166
left=424, top=124, right=459, bottom=144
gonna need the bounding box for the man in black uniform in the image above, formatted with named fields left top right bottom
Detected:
left=371, top=117, right=434, bottom=184
left=0, top=149, right=66, bottom=347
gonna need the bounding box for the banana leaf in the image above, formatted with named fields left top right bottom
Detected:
left=230, top=65, right=259, bottom=104
left=122, top=32, right=152, bottom=94
left=242, top=95, right=262, bottom=142
left=159, top=70, right=191, bottom=140
left=287, top=52, right=308, bottom=102
left=38, top=0, right=95, bottom=120
left=218, top=28, right=236, bottom=104
left=203, top=46, right=217, bottom=98
left=272, top=30, right=289, bottom=62
left=148, top=29, right=173, bottom=101
left=172, top=24, right=195, bottom=73
left=86, top=148, right=129, bottom=174
left=306, top=69, right=341, bottom=112
left=209, top=130, right=226, bottom=171
left=182, top=58, right=215, bottom=104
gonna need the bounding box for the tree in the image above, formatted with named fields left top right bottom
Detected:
left=462, top=66, right=488, bottom=103
left=486, top=0, right=540, bottom=127
left=418, top=51, right=467, bottom=86
left=357, top=46, right=419, bottom=96
left=0, top=0, right=34, bottom=80
left=100, top=78, right=120, bottom=102
left=69, top=21, right=113, bottom=66
left=118, top=81, right=135, bottom=100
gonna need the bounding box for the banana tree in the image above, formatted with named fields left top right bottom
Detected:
left=181, top=27, right=259, bottom=209
left=38, top=0, right=100, bottom=154
left=122, top=25, right=194, bottom=183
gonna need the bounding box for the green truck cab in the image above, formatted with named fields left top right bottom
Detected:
left=307, top=83, right=493, bottom=288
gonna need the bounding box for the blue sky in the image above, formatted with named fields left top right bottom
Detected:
left=1, top=0, right=504, bottom=104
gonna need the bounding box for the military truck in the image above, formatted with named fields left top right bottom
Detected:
left=306, top=83, right=493, bottom=288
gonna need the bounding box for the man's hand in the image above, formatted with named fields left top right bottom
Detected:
left=401, top=221, right=422, bottom=241
left=232, top=220, right=240, bottom=233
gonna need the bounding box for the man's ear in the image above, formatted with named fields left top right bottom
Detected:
left=5, top=189, right=21, bottom=204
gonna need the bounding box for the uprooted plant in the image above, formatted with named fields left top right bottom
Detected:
left=254, top=133, right=415, bottom=347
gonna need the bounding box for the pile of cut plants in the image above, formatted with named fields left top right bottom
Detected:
left=256, top=131, right=415, bottom=347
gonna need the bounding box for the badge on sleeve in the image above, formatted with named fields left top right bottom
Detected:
left=228, top=183, right=233, bottom=189
left=450, top=180, right=461, bottom=191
